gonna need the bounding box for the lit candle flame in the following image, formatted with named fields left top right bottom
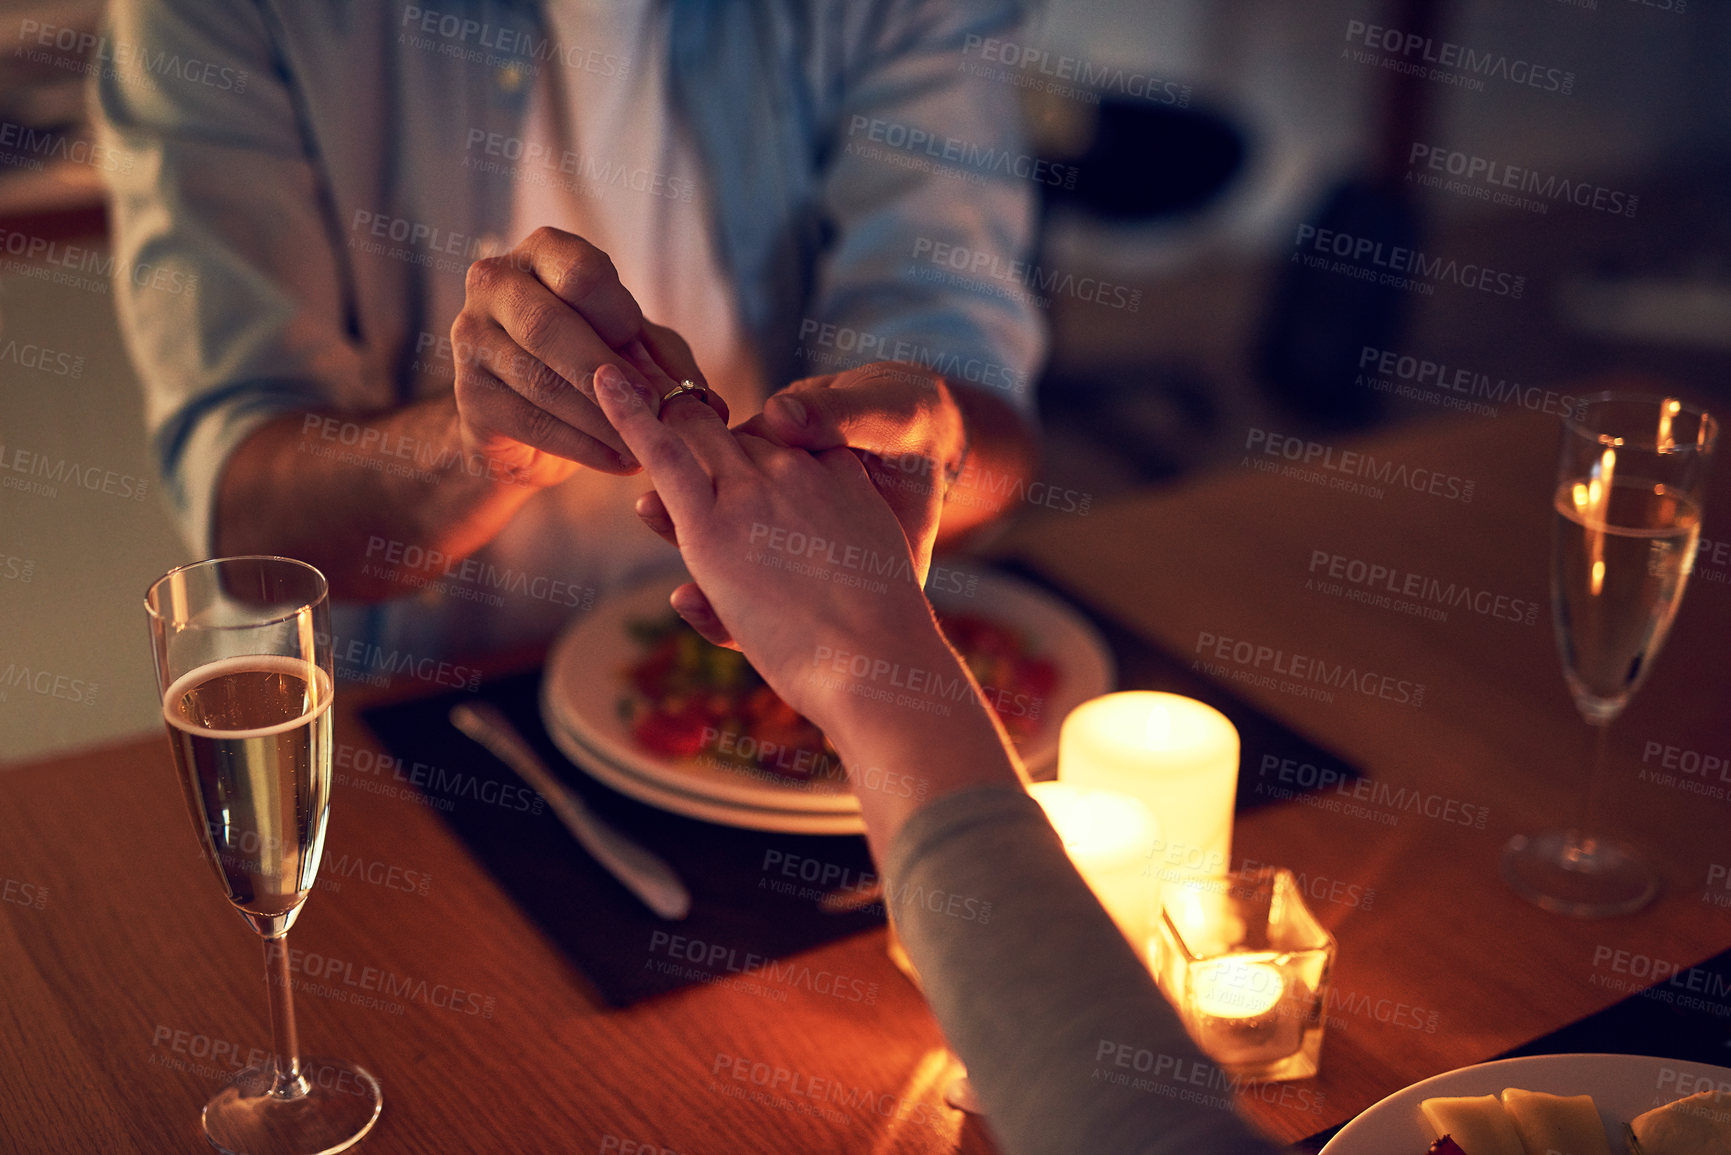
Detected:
left=1658, top=397, right=1680, bottom=452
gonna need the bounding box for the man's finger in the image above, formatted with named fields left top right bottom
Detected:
left=458, top=370, right=636, bottom=473
left=518, top=227, right=647, bottom=349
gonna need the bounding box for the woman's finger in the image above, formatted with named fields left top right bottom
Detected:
left=633, top=490, right=679, bottom=546
left=669, top=582, right=738, bottom=650
left=660, top=387, right=754, bottom=478
left=594, top=364, right=716, bottom=517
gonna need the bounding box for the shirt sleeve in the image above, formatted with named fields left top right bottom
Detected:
left=808, top=0, right=1050, bottom=417
left=885, top=784, right=1283, bottom=1155
left=92, top=0, right=371, bottom=554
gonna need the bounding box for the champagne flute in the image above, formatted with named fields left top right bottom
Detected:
left=1502, top=393, right=1716, bottom=918
left=145, top=556, right=382, bottom=1154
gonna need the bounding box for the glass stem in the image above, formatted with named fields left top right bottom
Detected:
left=1566, top=719, right=1613, bottom=863
left=263, top=934, right=310, bottom=1098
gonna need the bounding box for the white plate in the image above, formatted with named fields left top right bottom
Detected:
left=543, top=714, right=869, bottom=835
left=1319, top=1052, right=1731, bottom=1154
left=540, top=566, right=1114, bottom=829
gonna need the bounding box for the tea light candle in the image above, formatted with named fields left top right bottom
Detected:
left=1029, top=782, right=1160, bottom=956
left=1187, top=954, right=1303, bottom=1065
left=1193, top=958, right=1285, bottom=1020
left=1058, top=693, right=1239, bottom=886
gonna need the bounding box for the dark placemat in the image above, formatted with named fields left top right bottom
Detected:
left=361, top=671, right=885, bottom=1008
left=359, top=566, right=1366, bottom=1009
left=1289, top=945, right=1731, bottom=1152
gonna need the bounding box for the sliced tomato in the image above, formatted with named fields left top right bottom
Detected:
left=631, top=703, right=712, bottom=759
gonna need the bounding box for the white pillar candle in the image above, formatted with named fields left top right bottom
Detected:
left=1029, top=782, right=1160, bottom=959
left=1058, top=693, right=1239, bottom=888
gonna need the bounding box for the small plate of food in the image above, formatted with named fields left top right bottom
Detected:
left=540, top=566, right=1114, bottom=831
left=1319, top=1052, right=1731, bottom=1155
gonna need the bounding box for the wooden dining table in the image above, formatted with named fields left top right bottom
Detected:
left=4, top=408, right=1729, bottom=1154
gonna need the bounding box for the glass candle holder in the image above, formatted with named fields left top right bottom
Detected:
left=1153, top=868, right=1335, bottom=1082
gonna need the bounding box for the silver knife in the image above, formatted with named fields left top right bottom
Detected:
left=449, top=702, right=691, bottom=920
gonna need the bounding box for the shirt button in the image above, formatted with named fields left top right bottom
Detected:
left=497, top=65, right=525, bottom=93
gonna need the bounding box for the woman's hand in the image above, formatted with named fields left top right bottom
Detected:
left=592, top=363, right=941, bottom=723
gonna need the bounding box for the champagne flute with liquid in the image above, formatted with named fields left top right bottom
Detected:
left=145, top=556, right=381, bottom=1153
left=1502, top=393, right=1715, bottom=918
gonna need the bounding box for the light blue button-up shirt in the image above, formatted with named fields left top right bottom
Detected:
left=95, top=0, right=1047, bottom=654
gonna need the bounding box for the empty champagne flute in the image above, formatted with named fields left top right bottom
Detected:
left=145, top=556, right=382, bottom=1154
left=1502, top=392, right=1716, bottom=918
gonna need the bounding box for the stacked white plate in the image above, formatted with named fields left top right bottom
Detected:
left=540, top=568, right=1114, bottom=834
left=1320, top=1053, right=1731, bottom=1154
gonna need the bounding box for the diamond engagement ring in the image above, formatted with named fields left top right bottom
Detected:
left=657, top=379, right=708, bottom=417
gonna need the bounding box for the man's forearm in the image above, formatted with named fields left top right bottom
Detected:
left=214, top=397, right=542, bottom=601
left=937, top=381, right=1039, bottom=546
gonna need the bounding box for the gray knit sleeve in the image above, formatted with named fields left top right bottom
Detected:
left=884, top=784, right=1283, bottom=1155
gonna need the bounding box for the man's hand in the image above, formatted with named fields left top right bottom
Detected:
left=451, top=226, right=726, bottom=488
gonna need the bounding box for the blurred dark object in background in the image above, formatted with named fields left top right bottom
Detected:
left=1041, top=96, right=1248, bottom=223
left=1254, top=0, right=1439, bottom=432
left=1253, top=176, right=1419, bottom=430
